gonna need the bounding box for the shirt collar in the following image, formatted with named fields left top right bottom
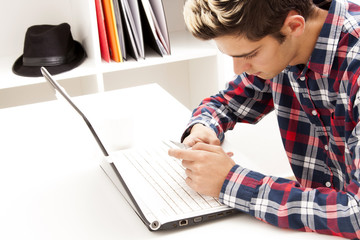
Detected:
left=307, top=0, right=346, bottom=76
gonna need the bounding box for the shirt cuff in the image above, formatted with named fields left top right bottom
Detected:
left=219, top=164, right=265, bottom=213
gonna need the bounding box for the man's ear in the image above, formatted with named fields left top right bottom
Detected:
left=280, top=10, right=306, bottom=37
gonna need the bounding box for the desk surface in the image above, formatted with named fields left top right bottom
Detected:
left=0, top=84, right=341, bottom=239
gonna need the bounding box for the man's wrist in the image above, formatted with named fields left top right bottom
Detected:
left=180, top=123, right=205, bottom=142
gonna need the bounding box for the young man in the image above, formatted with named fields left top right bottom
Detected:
left=168, top=0, right=360, bottom=238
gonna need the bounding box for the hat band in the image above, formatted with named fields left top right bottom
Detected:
left=22, top=46, right=77, bottom=67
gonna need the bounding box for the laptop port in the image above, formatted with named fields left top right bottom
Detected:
left=179, top=220, right=188, bottom=226
left=193, top=217, right=202, bottom=223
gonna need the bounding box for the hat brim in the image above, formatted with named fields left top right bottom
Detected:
left=12, top=41, right=86, bottom=77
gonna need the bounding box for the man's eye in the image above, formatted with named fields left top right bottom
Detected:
left=244, top=52, right=257, bottom=60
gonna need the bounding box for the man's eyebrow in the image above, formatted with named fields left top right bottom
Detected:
left=230, top=46, right=261, bottom=58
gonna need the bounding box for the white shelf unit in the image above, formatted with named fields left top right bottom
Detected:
left=0, top=0, right=222, bottom=109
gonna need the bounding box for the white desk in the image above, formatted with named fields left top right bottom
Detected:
left=0, top=84, right=341, bottom=239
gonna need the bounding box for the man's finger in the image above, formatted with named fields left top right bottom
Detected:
left=191, top=142, right=222, bottom=153
left=182, top=159, right=192, bottom=168
left=226, top=152, right=234, bottom=157
left=185, top=177, right=196, bottom=190
left=185, top=168, right=192, bottom=177
left=168, top=148, right=195, bottom=160
left=183, top=137, right=197, bottom=147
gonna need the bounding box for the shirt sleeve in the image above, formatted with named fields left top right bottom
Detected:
left=220, top=164, right=360, bottom=239
left=219, top=80, right=360, bottom=239
left=183, top=74, right=274, bottom=142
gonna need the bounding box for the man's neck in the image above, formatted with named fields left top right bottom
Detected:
left=295, top=7, right=329, bottom=65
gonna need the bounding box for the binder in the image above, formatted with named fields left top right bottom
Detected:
left=128, top=0, right=145, bottom=58
left=102, top=0, right=123, bottom=62
left=149, top=0, right=170, bottom=54
left=96, top=0, right=171, bottom=61
left=95, top=0, right=111, bottom=62
left=139, top=0, right=170, bottom=56
left=119, top=0, right=141, bottom=60
left=123, top=0, right=145, bottom=59
left=112, top=0, right=127, bottom=60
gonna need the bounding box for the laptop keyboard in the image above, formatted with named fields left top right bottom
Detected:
left=114, top=140, right=222, bottom=215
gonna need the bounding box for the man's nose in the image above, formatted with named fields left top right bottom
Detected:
left=233, top=58, right=251, bottom=75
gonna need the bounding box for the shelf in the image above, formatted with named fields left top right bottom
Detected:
left=0, top=31, right=217, bottom=90
left=99, top=31, right=218, bottom=73
left=0, top=57, right=98, bottom=89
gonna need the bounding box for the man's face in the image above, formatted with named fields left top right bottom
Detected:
left=215, top=34, right=297, bottom=79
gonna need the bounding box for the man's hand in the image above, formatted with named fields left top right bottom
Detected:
left=183, top=123, right=234, bottom=157
left=168, top=142, right=236, bottom=197
left=183, top=123, right=221, bottom=147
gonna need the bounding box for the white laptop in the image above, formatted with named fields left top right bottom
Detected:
left=41, top=67, right=238, bottom=231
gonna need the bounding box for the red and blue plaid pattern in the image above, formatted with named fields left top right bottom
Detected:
left=185, top=0, right=360, bottom=238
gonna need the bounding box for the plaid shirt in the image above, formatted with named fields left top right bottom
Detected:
left=185, top=0, right=360, bottom=238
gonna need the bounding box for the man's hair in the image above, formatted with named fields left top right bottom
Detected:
left=183, top=0, right=316, bottom=42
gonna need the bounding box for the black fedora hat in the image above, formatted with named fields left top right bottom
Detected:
left=13, top=23, right=86, bottom=77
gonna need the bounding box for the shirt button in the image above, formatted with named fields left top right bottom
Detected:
left=325, top=182, right=332, bottom=188
left=324, top=145, right=329, bottom=151
left=299, top=76, right=306, bottom=81
left=311, top=110, right=317, bottom=116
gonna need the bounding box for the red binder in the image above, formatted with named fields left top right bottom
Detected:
left=95, top=0, right=110, bottom=62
